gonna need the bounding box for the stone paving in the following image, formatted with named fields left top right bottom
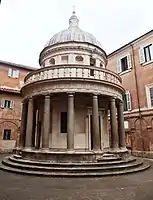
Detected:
left=0, top=154, right=153, bottom=200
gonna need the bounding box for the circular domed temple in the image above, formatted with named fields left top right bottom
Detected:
left=0, top=12, right=150, bottom=176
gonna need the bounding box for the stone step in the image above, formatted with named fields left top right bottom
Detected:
left=97, top=157, right=122, bottom=162
left=2, top=158, right=143, bottom=173
left=9, top=155, right=136, bottom=167
left=14, top=154, right=22, bottom=159
left=0, top=162, right=150, bottom=177
left=103, top=153, right=116, bottom=157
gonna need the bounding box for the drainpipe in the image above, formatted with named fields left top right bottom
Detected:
left=130, top=44, right=144, bottom=151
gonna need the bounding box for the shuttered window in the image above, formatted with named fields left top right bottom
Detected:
left=8, top=68, right=19, bottom=78
left=139, top=44, right=153, bottom=64
left=123, top=91, right=132, bottom=111
left=116, top=54, right=132, bottom=74
left=0, top=99, right=14, bottom=109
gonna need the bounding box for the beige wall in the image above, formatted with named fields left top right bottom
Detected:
left=38, top=95, right=110, bottom=150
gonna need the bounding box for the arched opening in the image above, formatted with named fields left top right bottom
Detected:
left=49, top=58, right=55, bottom=65
left=75, top=55, right=84, bottom=64
left=90, top=57, right=96, bottom=66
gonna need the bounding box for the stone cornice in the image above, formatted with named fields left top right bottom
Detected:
left=21, top=78, right=124, bottom=100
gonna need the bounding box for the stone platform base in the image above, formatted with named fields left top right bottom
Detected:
left=21, top=149, right=106, bottom=163
left=132, top=151, right=153, bottom=159
left=0, top=150, right=150, bottom=177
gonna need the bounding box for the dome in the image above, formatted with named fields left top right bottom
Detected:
left=45, top=11, right=103, bottom=49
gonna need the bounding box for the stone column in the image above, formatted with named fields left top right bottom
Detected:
left=92, top=94, right=100, bottom=150
left=19, top=101, right=27, bottom=148
left=25, top=98, right=33, bottom=149
left=42, top=95, right=50, bottom=149
left=67, top=93, right=74, bottom=150
left=110, top=97, right=119, bottom=149
left=118, top=100, right=127, bottom=149
left=32, top=102, right=37, bottom=147
left=36, top=108, right=41, bottom=149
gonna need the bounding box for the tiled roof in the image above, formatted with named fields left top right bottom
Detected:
left=0, top=60, right=39, bottom=71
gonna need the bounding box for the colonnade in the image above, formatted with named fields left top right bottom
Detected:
left=19, top=93, right=126, bottom=151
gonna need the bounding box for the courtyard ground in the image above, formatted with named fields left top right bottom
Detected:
left=0, top=154, right=153, bottom=200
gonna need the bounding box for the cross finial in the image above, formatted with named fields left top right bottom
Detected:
left=73, top=5, right=76, bottom=15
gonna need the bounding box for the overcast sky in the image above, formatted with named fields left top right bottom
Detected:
left=0, top=0, right=152, bottom=67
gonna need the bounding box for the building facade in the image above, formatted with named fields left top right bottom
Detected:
left=0, top=60, right=35, bottom=152
left=107, top=30, right=153, bottom=156
left=19, top=11, right=126, bottom=154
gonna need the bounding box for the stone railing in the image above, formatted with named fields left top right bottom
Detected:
left=24, top=65, right=122, bottom=86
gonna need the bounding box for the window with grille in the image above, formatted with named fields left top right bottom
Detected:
left=3, top=129, right=11, bottom=140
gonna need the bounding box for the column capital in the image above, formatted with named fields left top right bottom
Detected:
left=92, top=94, right=98, bottom=99
left=119, top=100, right=124, bottom=106
left=67, top=92, right=75, bottom=97
left=28, top=97, right=33, bottom=102
left=44, top=95, right=50, bottom=99
left=110, top=97, right=116, bottom=102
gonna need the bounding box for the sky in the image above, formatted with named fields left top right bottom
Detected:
left=0, top=0, right=153, bottom=67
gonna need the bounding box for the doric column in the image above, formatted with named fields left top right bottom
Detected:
left=32, top=103, right=37, bottom=147
left=19, top=101, right=27, bottom=148
left=25, top=98, right=33, bottom=149
left=110, top=97, right=119, bottom=149
left=67, top=93, right=74, bottom=150
left=42, top=95, right=50, bottom=149
left=118, top=100, right=127, bottom=149
left=36, top=108, right=41, bottom=149
left=92, top=94, right=100, bottom=150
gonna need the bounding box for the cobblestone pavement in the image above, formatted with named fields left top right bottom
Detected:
left=0, top=154, right=153, bottom=200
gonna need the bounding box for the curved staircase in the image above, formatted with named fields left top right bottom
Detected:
left=0, top=154, right=150, bottom=177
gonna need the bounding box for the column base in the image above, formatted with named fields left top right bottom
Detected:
left=120, top=147, right=128, bottom=152
left=92, top=149, right=103, bottom=153
left=111, top=147, right=120, bottom=152
left=24, top=147, right=32, bottom=151
left=41, top=148, right=50, bottom=152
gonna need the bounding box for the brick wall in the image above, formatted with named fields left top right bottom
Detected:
left=107, top=30, right=153, bottom=152
left=0, top=62, right=34, bottom=151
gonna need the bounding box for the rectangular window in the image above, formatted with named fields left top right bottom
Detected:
left=121, top=56, right=128, bottom=72
left=61, top=55, right=68, bottom=64
left=1, top=100, right=14, bottom=109
left=90, top=69, right=94, bottom=76
left=139, top=44, right=153, bottom=64
left=4, top=100, right=11, bottom=108
left=60, top=112, right=67, bottom=133
left=149, top=87, right=153, bottom=107
left=124, top=91, right=132, bottom=111
left=3, top=129, right=11, bottom=140
left=8, top=68, right=19, bottom=78
left=144, top=44, right=152, bottom=62
left=117, top=54, right=132, bottom=73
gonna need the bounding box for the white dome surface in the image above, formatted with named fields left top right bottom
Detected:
left=45, top=12, right=103, bottom=49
